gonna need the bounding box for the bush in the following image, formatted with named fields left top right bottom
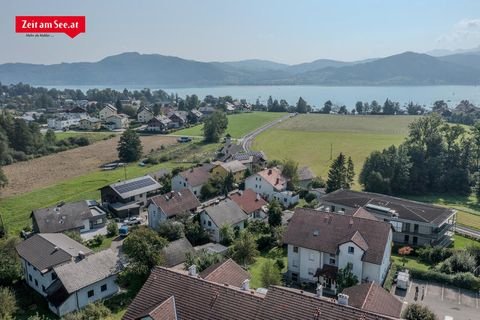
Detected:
left=410, top=269, right=480, bottom=291
left=88, top=234, right=104, bottom=247
left=275, top=258, right=285, bottom=270
left=158, top=221, right=184, bottom=241
left=106, top=220, right=118, bottom=237
left=402, top=303, right=436, bottom=320
left=0, top=286, right=17, bottom=320
left=304, top=192, right=316, bottom=203
left=63, top=302, right=111, bottom=320
left=64, top=230, right=83, bottom=243
left=417, top=246, right=452, bottom=265
left=437, top=251, right=476, bottom=274
left=256, top=234, right=274, bottom=252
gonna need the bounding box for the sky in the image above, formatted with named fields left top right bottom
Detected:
left=2, top=0, right=480, bottom=65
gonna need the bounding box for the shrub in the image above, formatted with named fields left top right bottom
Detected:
left=0, top=286, right=17, bottom=320
left=256, top=234, right=274, bottom=252
left=402, top=303, right=436, bottom=320
left=304, top=192, right=316, bottom=203
left=410, top=269, right=480, bottom=291
left=64, top=230, right=83, bottom=243
left=158, top=221, right=184, bottom=241
left=106, top=220, right=118, bottom=237
left=88, top=234, right=105, bottom=247
left=275, top=258, right=285, bottom=270
left=417, top=246, right=452, bottom=265
left=438, top=251, right=476, bottom=274
left=63, top=302, right=111, bottom=320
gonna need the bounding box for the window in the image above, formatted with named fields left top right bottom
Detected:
left=413, top=236, right=418, bottom=245
left=291, top=273, right=298, bottom=282
left=309, top=253, right=315, bottom=261
left=35, top=279, right=38, bottom=287
left=101, top=284, right=107, bottom=292
left=308, top=268, right=315, bottom=275
left=42, top=285, right=46, bottom=292
left=184, top=182, right=186, bottom=187
left=203, top=220, right=206, bottom=225
left=331, top=205, right=336, bottom=212
left=329, top=258, right=336, bottom=265
left=87, top=290, right=94, bottom=298
left=404, top=235, right=410, bottom=243
left=207, top=221, right=211, bottom=227
left=28, top=274, right=32, bottom=282
left=284, top=198, right=287, bottom=202
left=51, top=273, right=57, bottom=281
left=293, top=246, right=298, bottom=253
left=348, top=246, right=355, bottom=254
left=414, top=224, right=419, bottom=233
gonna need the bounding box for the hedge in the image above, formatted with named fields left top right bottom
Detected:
left=410, top=269, right=480, bottom=291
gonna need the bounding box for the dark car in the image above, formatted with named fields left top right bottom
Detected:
left=177, top=136, right=192, bottom=143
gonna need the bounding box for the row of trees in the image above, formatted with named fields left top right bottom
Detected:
left=360, top=115, right=480, bottom=197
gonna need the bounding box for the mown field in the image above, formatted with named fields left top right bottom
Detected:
left=173, top=112, right=285, bottom=138
left=54, top=131, right=116, bottom=142
left=253, top=114, right=418, bottom=181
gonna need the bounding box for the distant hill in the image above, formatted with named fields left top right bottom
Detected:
left=1, top=51, right=480, bottom=86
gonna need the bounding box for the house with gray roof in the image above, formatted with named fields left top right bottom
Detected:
left=16, top=233, right=93, bottom=298
left=320, top=189, right=456, bottom=247
left=32, top=200, right=106, bottom=234
left=100, top=175, right=162, bottom=217
left=162, top=237, right=195, bottom=268
left=47, top=249, right=121, bottom=317
left=199, top=198, right=248, bottom=243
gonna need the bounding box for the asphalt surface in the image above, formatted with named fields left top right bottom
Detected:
left=454, top=225, right=480, bottom=240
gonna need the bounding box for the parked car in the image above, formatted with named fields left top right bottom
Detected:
left=123, top=217, right=143, bottom=225
left=177, top=136, right=192, bottom=143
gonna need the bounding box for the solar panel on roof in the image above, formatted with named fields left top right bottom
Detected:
left=114, top=177, right=156, bottom=194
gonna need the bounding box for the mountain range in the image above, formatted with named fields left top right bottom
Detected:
left=1, top=51, right=480, bottom=86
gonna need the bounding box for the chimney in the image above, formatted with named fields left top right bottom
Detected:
left=337, top=293, right=349, bottom=306
left=78, top=251, right=85, bottom=260
left=316, top=284, right=323, bottom=298
left=268, top=169, right=272, bottom=175
left=188, top=264, right=197, bottom=277
left=349, top=218, right=354, bottom=227
left=241, top=279, right=250, bottom=291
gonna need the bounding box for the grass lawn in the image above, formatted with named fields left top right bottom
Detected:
left=452, top=234, right=480, bottom=249
left=248, top=247, right=287, bottom=289
left=54, top=131, right=116, bottom=142
left=391, top=254, right=430, bottom=272
left=253, top=114, right=417, bottom=184
left=172, top=112, right=285, bottom=138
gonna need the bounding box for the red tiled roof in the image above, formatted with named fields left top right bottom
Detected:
left=150, top=189, right=200, bottom=218
left=229, top=189, right=267, bottom=215
left=257, top=167, right=286, bottom=191
left=342, top=282, right=403, bottom=318
left=123, top=267, right=398, bottom=320
left=200, top=258, right=250, bottom=288
left=142, top=296, right=177, bottom=320
left=283, top=208, right=391, bottom=265
left=352, top=207, right=379, bottom=221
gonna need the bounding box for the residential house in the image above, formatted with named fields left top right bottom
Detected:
left=162, top=237, right=195, bottom=268
left=320, top=189, right=456, bottom=247
left=78, top=117, right=102, bottom=131
left=99, top=104, right=117, bottom=120
left=230, top=151, right=268, bottom=171
left=137, top=106, right=154, bottom=123
left=245, top=167, right=299, bottom=207
left=15, top=233, right=93, bottom=298
left=47, top=249, right=121, bottom=317
left=199, top=198, right=248, bottom=243
left=229, top=189, right=268, bottom=220
left=212, top=160, right=247, bottom=183
left=342, top=282, right=402, bottom=319
left=199, top=106, right=216, bottom=116
left=172, top=164, right=214, bottom=197
left=146, top=115, right=171, bottom=133
left=194, top=242, right=229, bottom=256
left=199, top=258, right=250, bottom=288
left=100, top=175, right=162, bottom=217
left=148, top=168, right=171, bottom=182
left=32, top=200, right=107, bottom=234
left=283, top=208, right=392, bottom=294
left=168, top=111, right=188, bottom=128
left=189, top=109, right=203, bottom=123
left=67, top=106, right=87, bottom=114
left=105, top=113, right=129, bottom=130
left=147, top=189, right=200, bottom=230
left=47, top=113, right=88, bottom=130
left=298, top=166, right=316, bottom=189
left=122, top=266, right=398, bottom=320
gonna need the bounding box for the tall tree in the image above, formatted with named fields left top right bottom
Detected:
left=267, top=200, right=283, bottom=228
left=336, top=263, right=359, bottom=293
left=322, top=100, right=333, bottom=114
left=326, top=153, right=348, bottom=193
left=295, top=97, right=309, bottom=114
left=402, top=304, right=436, bottom=320
left=0, top=286, right=17, bottom=320
left=123, top=227, right=168, bottom=274
left=117, top=128, right=143, bottom=162
left=203, top=111, right=228, bottom=143
left=260, top=260, right=282, bottom=287
left=355, top=101, right=363, bottom=114
left=231, top=230, right=259, bottom=266
left=282, top=159, right=299, bottom=190
left=346, top=157, right=355, bottom=188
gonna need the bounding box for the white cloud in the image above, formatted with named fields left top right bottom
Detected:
left=437, top=18, right=480, bottom=49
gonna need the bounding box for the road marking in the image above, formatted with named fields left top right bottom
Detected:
left=458, top=288, right=461, bottom=305
left=425, top=282, right=428, bottom=297
left=408, top=281, right=413, bottom=293
left=441, top=285, right=444, bottom=301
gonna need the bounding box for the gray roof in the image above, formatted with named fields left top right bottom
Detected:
left=108, top=175, right=161, bottom=199
left=298, top=166, right=316, bottom=181
left=163, top=237, right=195, bottom=267
left=16, top=233, right=92, bottom=272
left=54, top=249, right=121, bottom=293
left=203, top=198, right=248, bottom=227
left=33, top=200, right=105, bottom=233
left=194, top=242, right=229, bottom=255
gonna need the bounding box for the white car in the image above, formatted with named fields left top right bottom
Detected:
left=123, top=217, right=143, bottom=225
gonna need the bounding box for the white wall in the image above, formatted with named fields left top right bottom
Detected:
left=22, top=258, right=57, bottom=297
left=338, top=242, right=364, bottom=282
left=200, top=211, right=219, bottom=242
left=147, top=203, right=167, bottom=230
left=138, top=110, right=153, bottom=123
left=99, top=108, right=116, bottom=120
left=172, top=175, right=202, bottom=196
left=362, top=262, right=381, bottom=284
left=245, top=174, right=274, bottom=199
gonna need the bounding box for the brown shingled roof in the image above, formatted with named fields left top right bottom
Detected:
left=180, top=164, right=214, bottom=187
left=229, top=189, right=267, bottom=215
left=141, top=296, right=177, bottom=320
left=283, top=208, right=391, bottom=265
left=150, top=189, right=200, bottom=218
left=342, top=282, right=403, bottom=318
left=123, top=267, right=398, bottom=320
left=200, top=258, right=250, bottom=288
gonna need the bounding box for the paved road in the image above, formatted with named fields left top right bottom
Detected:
left=241, top=113, right=295, bottom=152
left=455, top=225, right=480, bottom=240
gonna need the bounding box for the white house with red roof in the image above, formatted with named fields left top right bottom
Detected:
left=245, top=167, right=299, bottom=207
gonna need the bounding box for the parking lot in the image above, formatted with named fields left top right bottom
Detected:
left=394, top=280, right=479, bottom=320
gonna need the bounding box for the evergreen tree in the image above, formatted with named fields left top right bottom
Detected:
left=267, top=96, right=274, bottom=111
left=115, top=99, right=123, bottom=113
left=117, top=128, right=143, bottom=162
left=44, top=129, right=56, bottom=146
left=346, top=157, right=355, bottom=188
left=267, top=200, right=283, bottom=228
left=326, top=153, right=348, bottom=193
left=295, top=97, right=308, bottom=113
left=231, top=230, right=259, bottom=266
left=355, top=101, right=363, bottom=114
left=322, top=100, right=333, bottom=114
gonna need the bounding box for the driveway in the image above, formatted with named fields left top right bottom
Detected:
left=394, top=279, right=479, bottom=320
